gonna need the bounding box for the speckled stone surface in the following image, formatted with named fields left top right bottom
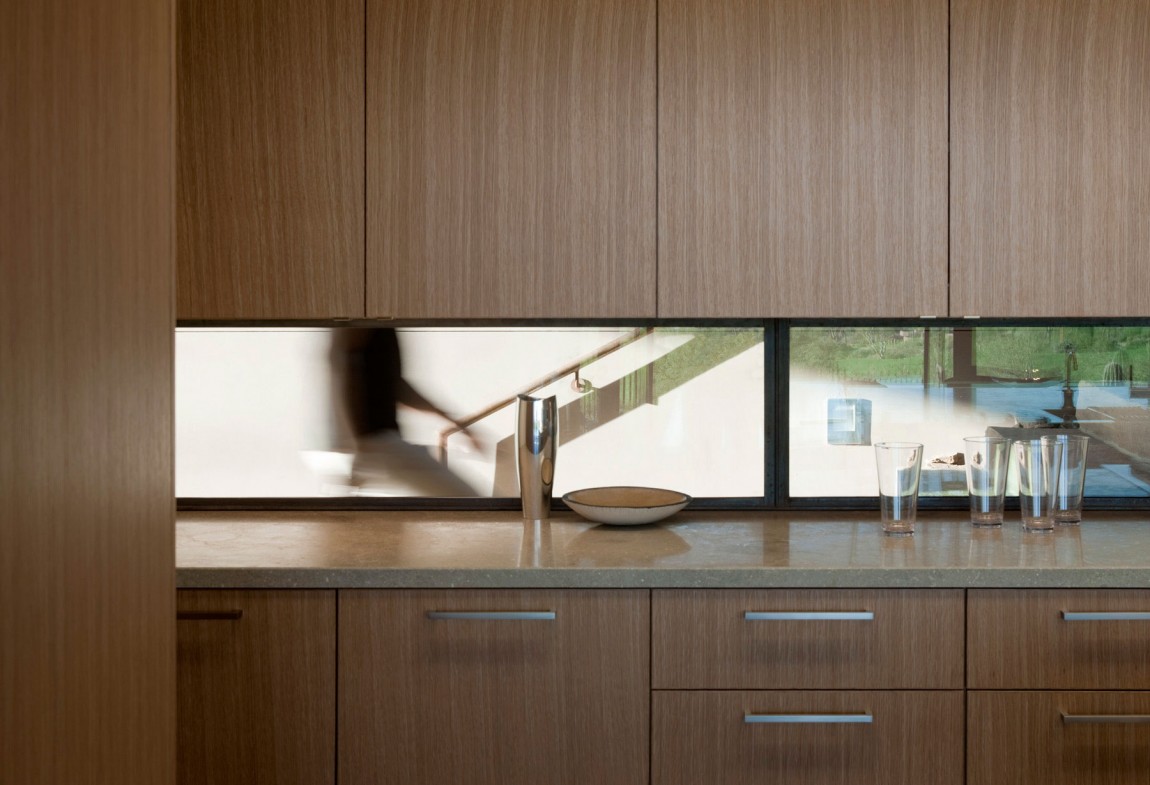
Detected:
left=176, top=509, right=1150, bottom=589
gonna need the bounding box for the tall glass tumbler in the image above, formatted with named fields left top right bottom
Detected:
left=1015, top=437, right=1063, bottom=532
left=874, top=442, right=923, bottom=536
left=964, top=436, right=1011, bottom=527
left=1053, top=434, right=1089, bottom=524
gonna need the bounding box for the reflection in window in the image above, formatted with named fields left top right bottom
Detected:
left=177, top=327, right=766, bottom=499
left=790, top=326, right=1150, bottom=498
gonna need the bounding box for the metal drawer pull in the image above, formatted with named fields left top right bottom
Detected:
left=426, top=611, right=556, bottom=621
left=744, top=611, right=874, bottom=621
left=1062, top=714, right=1150, bottom=725
left=177, top=610, right=243, bottom=621
left=1061, top=612, right=1150, bottom=621
left=745, top=714, right=873, bottom=724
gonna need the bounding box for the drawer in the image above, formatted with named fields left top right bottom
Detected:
left=652, top=589, right=964, bottom=689
left=969, top=589, right=1150, bottom=689
left=968, top=691, right=1150, bottom=785
left=653, top=690, right=963, bottom=785
left=339, top=589, right=649, bottom=785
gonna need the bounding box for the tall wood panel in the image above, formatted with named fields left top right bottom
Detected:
left=177, top=591, right=336, bottom=785
left=339, top=589, right=649, bottom=785
left=952, top=0, right=1150, bottom=317
left=659, top=0, right=947, bottom=317
left=0, top=0, right=175, bottom=782
left=368, top=0, right=656, bottom=318
left=178, top=0, right=365, bottom=319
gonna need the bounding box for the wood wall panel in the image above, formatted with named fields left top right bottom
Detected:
left=0, top=0, right=175, bottom=782
left=368, top=0, right=656, bottom=318
left=339, top=589, right=649, bottom=785
left=178, top=0, right=365, bottom=319
left=654, top=690, right=964, bottom=785
left=659, top=0, right=947, bottom=317
left=968, top=691, right=1150, bottom=785
left=952, top=0, right=1150, bottom=317
left=653, top=589, right=964, bottom=689
left=968, top=589, right=1150, bottom=689
left=177, top=591, right=336, bottom=785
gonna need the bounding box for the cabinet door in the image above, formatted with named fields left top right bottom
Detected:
left=368, top=0, right=656, bottom=318
left=178, top=0, right=365, bottom=319
left=177, top=590, right=336, bottom=785
left=339, top=589, right=649, bottom=785
left=952, top=0, right=1150, bottom=317
left=654, top=690, right=964, bottom=785
left=969, top=692, right=1150, bottom=785
left=659, top=0, right=947, bottom=317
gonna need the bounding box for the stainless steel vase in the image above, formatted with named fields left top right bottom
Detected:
left=516, top=394, right=557, bottom=520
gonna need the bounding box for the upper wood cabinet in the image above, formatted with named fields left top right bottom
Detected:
left=178, top=0, right=365, bottom=319
left=367, top=0, right=657, bottom=318
left=951, top=0, right=1150, bottom=317
left=658, top=0, right=948, bottom=318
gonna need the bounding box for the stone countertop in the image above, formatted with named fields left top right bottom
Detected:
left=176, top=509, right=1150, bottom=589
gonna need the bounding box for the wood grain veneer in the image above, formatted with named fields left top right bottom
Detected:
left=658, top=0, right=947, bottom=317
left=0, top=0, right=175, bottom=782
left=178, top=0, right=365, bottom=319
left=652, top=589, right=964, bottom=689
left=968, top=589, right=1150, bottom=689
left=368, top=0, right=656, bottom=318
left=653, top=690, right=964, bottom=785
left=968, top=691, right=1150, bottom=785
left=339, top=589, right=649, bottom=785
left=952, top=0, right=1150, bottom=317
left=177, top=591, right=336, bottom=785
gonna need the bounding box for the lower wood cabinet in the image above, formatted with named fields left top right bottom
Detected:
left=338, top=589, right=649, bottom=785
left=654, top=690, right=965, bottom=785
left=177, top=590, right=336, bottom=785
left=968, top=692, right=1150, bottom=785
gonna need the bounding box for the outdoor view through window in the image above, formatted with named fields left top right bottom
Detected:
left=176, top=327, right=765, bottom=499
left=790, top=326, right=1150, bottom=499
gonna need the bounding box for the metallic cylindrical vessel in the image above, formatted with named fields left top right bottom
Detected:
left=516, top=394, right=557, bottom=520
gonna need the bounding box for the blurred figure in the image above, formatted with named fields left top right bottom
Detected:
left=330, top=327, right=480, bottom=496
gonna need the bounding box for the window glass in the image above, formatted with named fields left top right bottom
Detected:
left=789, top=326, right=1150, bottom=498
left=176, top=326, right=766, bottom=499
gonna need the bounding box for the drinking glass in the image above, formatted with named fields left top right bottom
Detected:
left=874, top=442, right=923, bottom=536
left=964, top=436, right=1011, bottom=527
left=1015, top=437, right=1063, bottom=532
left=1053, top=434, right=1089, bottom=524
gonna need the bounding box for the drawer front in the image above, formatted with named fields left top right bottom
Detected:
left=652, top=589, right=964, bottom=689
left=969, top=589, right=1150, bottom=689
left=339, top=589, right=649, bottom=785
left=969, top=691, right=1150, bottom=785
left=653, top=690, right=963, bottom=785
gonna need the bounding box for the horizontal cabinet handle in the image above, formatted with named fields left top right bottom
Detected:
left=177, top=610, right=243, bottom=621
left=1062, top=714, right=1150, bottom=725
left=1061, top=612, right=1150, bottom=622
left=745, top=714, right=873, bottom=724
left=426, top=611, right=556, bottom=621
left=744, top=611, right=874, bottom=621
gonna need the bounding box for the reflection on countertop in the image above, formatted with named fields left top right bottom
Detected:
left=176, top=509, right=1150, bottom=590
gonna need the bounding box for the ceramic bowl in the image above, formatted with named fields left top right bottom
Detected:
left=562, top=486, right=691, bottom=525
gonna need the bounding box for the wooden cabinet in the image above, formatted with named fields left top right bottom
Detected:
left=177, top=590, right=337, bottom=785
left=367, top=0, right=656, bottom=318
left=654, top=690, right=964, bottom=785
left=339, top=589, right=649, bottom=785
left=951, top=0, right=1150, bottom=317
left=651, top=589, right=964, bottom=785
left=968, top=590, right=1150, bottom=785
left=177, top=0, right=364, bottom=319
left=658, top=0, right=947, bottom=318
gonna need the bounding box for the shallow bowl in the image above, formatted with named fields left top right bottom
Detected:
left=562, top=486, right=691, bottom=526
